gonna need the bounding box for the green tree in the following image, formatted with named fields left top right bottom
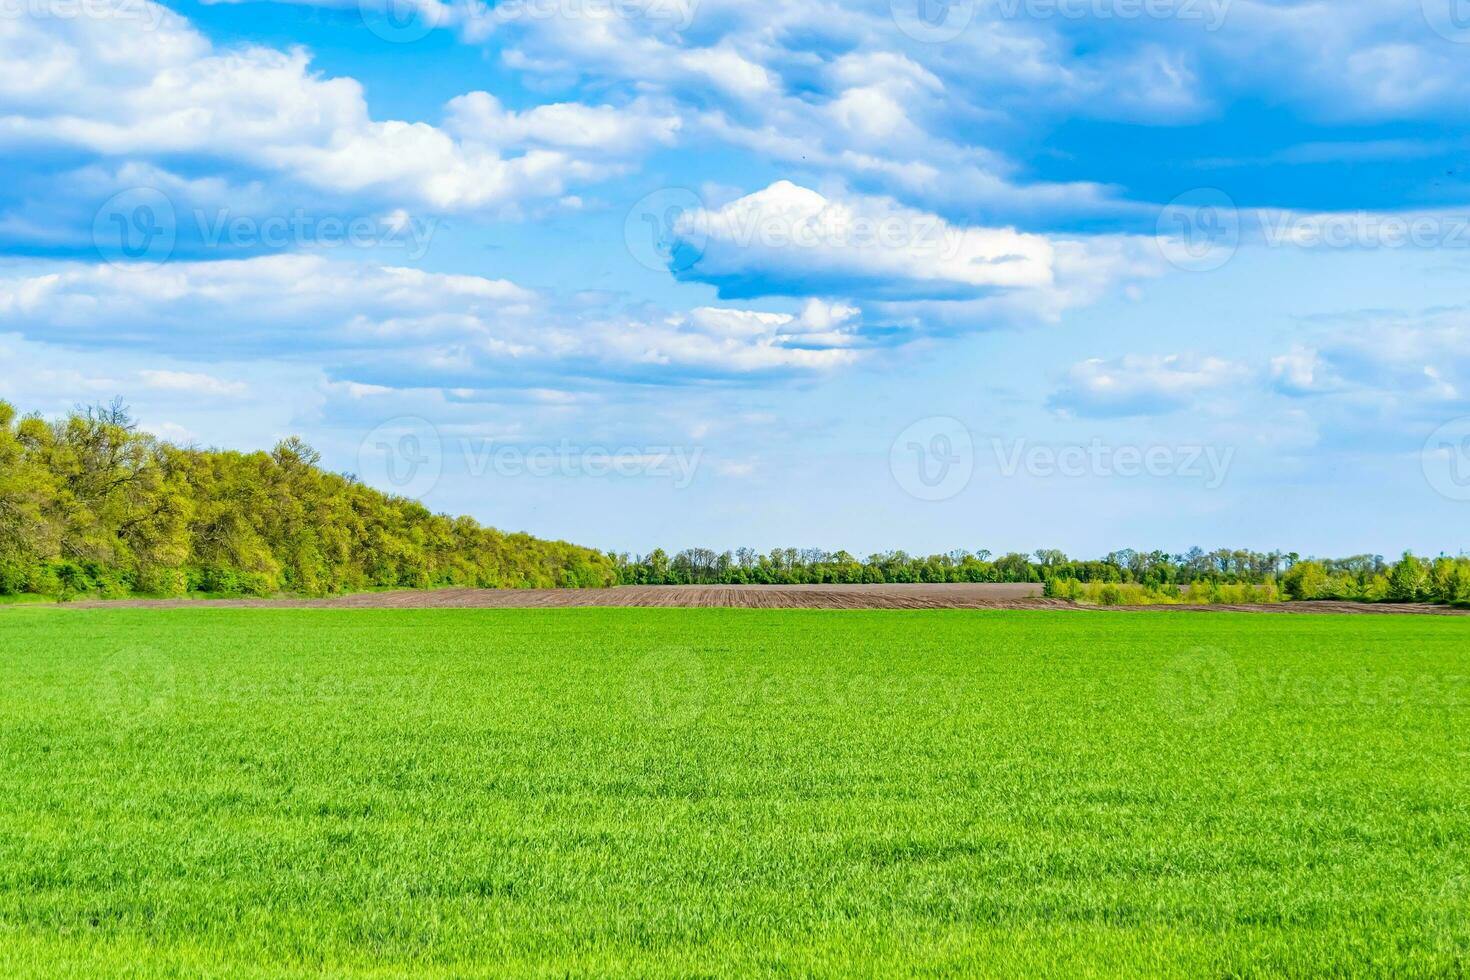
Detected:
left=1386, top=554, right=1428, bottom=602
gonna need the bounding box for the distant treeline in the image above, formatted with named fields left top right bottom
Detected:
left=611, top=548, right=1470, bottom=606
left=0, top=401, right=617, bottom=598
left=5, top=401, right=1466, bottom=606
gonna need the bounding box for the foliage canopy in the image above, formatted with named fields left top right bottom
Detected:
left=0, top=401, right=616, bottom=598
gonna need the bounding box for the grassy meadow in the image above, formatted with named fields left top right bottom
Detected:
left=0, top=608, right=1467, bottom=976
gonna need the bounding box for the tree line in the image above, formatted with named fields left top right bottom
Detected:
left=4, top=401, right=1464, bottom=606
left=612, top=546, right=1339, bottom=587
left=610, top=547, right=1470, bottom=606
left=0, top=401, right=617, bottom=598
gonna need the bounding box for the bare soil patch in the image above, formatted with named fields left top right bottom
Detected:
left=68, top=582, right=1056, bottom=611
left=57, top=583, right=1468, bottom=614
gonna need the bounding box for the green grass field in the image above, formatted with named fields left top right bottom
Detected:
left=1, top=609, right=1467, bottom=976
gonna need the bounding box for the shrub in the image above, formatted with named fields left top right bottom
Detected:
left=136, top=566, right=188, bottom=597
left=1282, top=561, right=1327, bottom=601
left=0, top=559, right=30, bottom=596
left=96, top=572, right=132, bottom=600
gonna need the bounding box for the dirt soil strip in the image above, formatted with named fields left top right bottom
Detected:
left=57, top=583, right=1469, bottom=614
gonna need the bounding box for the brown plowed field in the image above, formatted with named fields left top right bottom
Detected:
left=57, top=583, right=1469, bottom=614
left=68, top=582, right=1054, bottom=610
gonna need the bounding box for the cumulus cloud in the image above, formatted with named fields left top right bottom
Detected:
left=140, top=0, right=1470, bottom=237
left=1270, top=347, right=1340, bottom=396
left=475, top=2, right=1131, bottom=220
left=1187, top=0, right=1470, bottom=122
left=361, top=0, right=1470, bottom=227
left=1230, top=308, right=1470, bottom=455
left=659, top=182, right=1164, bottom=328
left=0, top=331, right=322, bottom=447
left=672, top=181, right=1055, bottom=300
left=138, top=369, right=250, bottom=397
left=0, top=5, right=679, bottom=216
left=1048, top=353, right=1249, bottom=418
left=0, top=255, right=860, bottom=384
left=1275, top=310, right=1470, bottom=408
left=1041, top=309, right=1470, bottom=450
left=444, top=92, right=679, bottom=156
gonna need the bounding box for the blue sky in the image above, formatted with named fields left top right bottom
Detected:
left=3, top=0, right=1470, bottom=558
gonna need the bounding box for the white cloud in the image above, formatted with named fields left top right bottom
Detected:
left=865, top=233, right=1167, bottom=333
left=0, top=330, right=322, bottom=448
left=138, top=369, right=249, bottom=397
left=663, top=182, right=1165, bottom=329
left=677, top=46, right=779, bottom=101
left=714, top=459, right=757, bottom=478
left=677, top=181, right=1056, bottom=299
left=0, top=6, right=679, bottom=214
left=1277, top=310, right=1470, bottom=408
left=444, top=92, right=679, bottom=155
left=157, top=0, right=1470, bottom=239
left=1049, top=353, right=1249, bottom=418
left=424, top=0, right=1470, bottom=228
left=149, top=420, right=199, bottom=443
left=478, top=1, right=1130, bottom=219
left=1270, top=347, right=1338, bottom=396
left=1207, top=0, right=1470, bottom=121
left=0, top=255, right=861, bottom=382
